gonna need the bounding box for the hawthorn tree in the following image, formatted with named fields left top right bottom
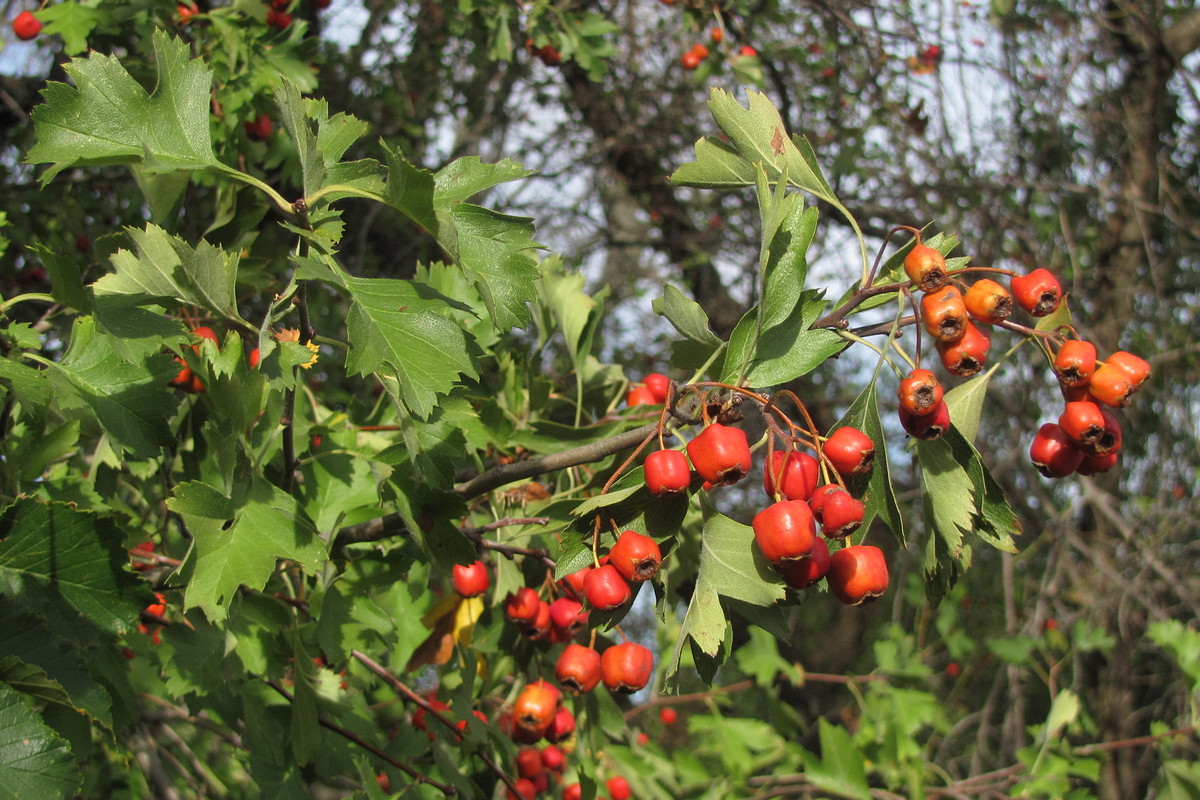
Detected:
left=0, top=2, right=1198, bottom=800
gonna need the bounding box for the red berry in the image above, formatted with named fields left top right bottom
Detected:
left=808, top=484, right=865, bottom=539
left=686, top=424, right=752, bottom=486
left=1058, top=401, right=1106, bottom=448
left=1029, top=422, right=1084, bottom=478
left=1054, top=340, right=1097, bottom=387
left=248, top=347, right=261, bottom=368
left=600, top=641, right=654, bottom=692
left=963, top=279, right=1013, bottom=324
left=548, top=597, right=587, bottom=635
left=898, top=368, right=944, bottom=417
left=564, top=784, right=583, bottom=800
left=1077, top=451, right=1118, bottom=475
left=1010, top=268, right=1062, bottom=317
left=559, top=566, right=590, bottom=600
left=827, top=545, right=889, bottom=605
left=513, top=681, right=560, bottom=740
left=583, top=564, right=632, bottom=611
left=823, top=427, right=875, bottom=476
left=451, top=560, right=489, bottom=598
left=921, top=284, right=968, bottom=342
left=11, top=11, right=40, bottom=40
left=903, top=243, right=947, bottom=292
left=266, top=8, right=292, bottom=29
left=899, top=400, right=950, bottom=440
left=690, top=43, right=709, bottom=59
left=739, top=45, right=758, bottom=56
left=507, top=778, right=537, bottom=800
left=763, top=450, right=819, bottom=502
left=504, top=587, right=541, bottom=623
left=515, top=747, right=543, bottom=779
left=609, top=530, right=662, bottom=582
left=644, top=449, right=691, bottom=495
left=1085, top=408, right=1122, bottom=456
left=540, top=744, right=565, bottom=772
left=936, top=320, right=991, bottom=377
left=521, top=601, right=552, bottom=640
left=660, top=706, right=678, bottom=724
left=710, top=27, right=723, bottom=43
left=1088, top=363, right=1135, bottom=408
left=245, top=112, right=273, bottom=141
left=775, top=537, right=831, bottom=590
left=946, top=661, right=961, bottom=677
left=544, top=706, right=576, bottom=743
left=626, top=385, right=660, bottom=406
left=1104, top=351, right=1151, bottom=389
left=681, top=51, right=702, bottom=70
left=643, top=373, right=671, bottom=403
left=607, top=776, right=632, bottom=800
left=752, top=500, right=817, bottom=564
left=556, top=644, right=602, bottom=694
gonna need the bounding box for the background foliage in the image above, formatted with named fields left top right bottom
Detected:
left=1, top=0, right=1199, bottom=798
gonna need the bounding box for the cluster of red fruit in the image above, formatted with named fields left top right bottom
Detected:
left=168, top=324, right=262, bottom=393
left=899, top=238, right=1150, bottom=477
left=1030, top=343, right=1149, bottom=477
left=680, top=30, right=758, bottom=71
left=267, top=0, right=293, bottom=30
left=11, top=9, right=40, bottom=40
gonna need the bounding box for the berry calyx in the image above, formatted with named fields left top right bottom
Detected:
left=763, top=450, right=819, bottom=502
left=903, top=243, right=947, bottom=292
left=1011, top=268, right=1062, bottom=317
left=1029, top=422, right=1084, bottom=478
left=556, top=644, right=602, bottom=693
left=752, top=500, right=817, bottom=564
left=808, top=484, right=865, bottom=539
left=609, top=530, right=662, bottom=582
left=451, top=560, right=489, bottom=598
left=824, top=426, right=875, bottom=476
left=1054, top=340, right=1097, bottom=387
left=827, top=545, right=890, bottom=605
left=920, top=284, right=968, bottom=342
left=963, top=279, right=1013, bottom=324
left=583, top=564, right=632, bottom=611
left=600, top=641, right=654, bottom=692
left=644, top=449, right=691, bottom=495
left=11, top=11, right=40, bottom=41
left=898, top=368, right=944, bottom=417
left=686, top=423, right=752, bottom=486
left=775, top=537, right=831, bottom=590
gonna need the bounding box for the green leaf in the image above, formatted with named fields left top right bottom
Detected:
left=1039, top=689, right=1081, bottom=743
left=433, top=157, right=535, bottom=205
left=171, top=479, right=328, bottom=622
left=943, top=374, right=990, bottom=444
left=747, top=293, right=847, bottom=387
left=46, top=317, right=179, bottom=459
left=670, top=136, right=756, bottom=188
left=382, top=146, right=438, bottom=234
left=1035, top=295, right=1073, bottom=333
left=666, top=508, right=785, bottom=684
left=836, top=382, right=905, bottom=545
left=653, top=284, right=724, bottom=347
left=0, top=682, right=80, bottom=800
left=759, top=201, right=818, bottom=331
left=30, top=245, right=90, bottom=313
left=36, top=1, right=103, bottom=56
left=342, top=276, right=478, bottom=419
left=802, top=718, right=872, bottom=800
left=94, top=224, right=240, bottom=319
left=705, top=89, right=837, bottom=205
left=29, top=30, right=219, bottom=183
left=917, top=436, right=975, bottom=571
left=0, top=498, right=151, bottom=636
left=435, top=204, right=542, bottom=331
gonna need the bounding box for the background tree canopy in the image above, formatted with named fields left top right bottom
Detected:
left=0, top=0, right=1198, bottom=798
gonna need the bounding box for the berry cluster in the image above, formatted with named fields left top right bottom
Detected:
left=526, top=38, right=563, bottom=67
left=897, top=229, right=1149, bottom=477
left=635, top=378, right=889, bottom=605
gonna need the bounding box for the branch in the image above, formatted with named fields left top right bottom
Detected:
left=452, top=422, right=659, bottom=500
